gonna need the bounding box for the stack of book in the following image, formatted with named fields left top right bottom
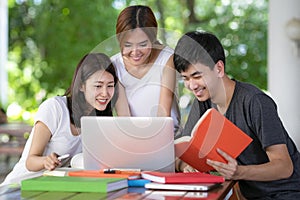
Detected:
left=21, top=168, right=145, bottom=193
left=21, top=167, right=153, bottom=195
left=141, top=171, right=225, bottom=191
left=68, top=168, right=150, bottom=187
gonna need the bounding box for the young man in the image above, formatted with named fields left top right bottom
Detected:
left=173, top=31, right=300, bottom=199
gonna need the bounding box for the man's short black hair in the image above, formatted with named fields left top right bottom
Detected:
left=174, top=31, right=225, bottom=72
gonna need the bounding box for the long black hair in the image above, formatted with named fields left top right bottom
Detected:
left=64, top=53, right=118, bottom=128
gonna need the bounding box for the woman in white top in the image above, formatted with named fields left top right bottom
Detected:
left=1, top=53, right=118, bottom=186
left=111, top=5, right=181, bottom=134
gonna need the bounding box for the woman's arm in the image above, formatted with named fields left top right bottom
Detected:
left=26, top=121, right=60, bottom=171
left=115, top=82, right=131, bottom=116
left=158, top=55, right=176, bottom=117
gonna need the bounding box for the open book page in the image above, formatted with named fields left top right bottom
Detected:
left=43, top=167, right=82, bottom=177
left=175, top=108, right=252, bottom=172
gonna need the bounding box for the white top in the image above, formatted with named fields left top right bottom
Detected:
left=0, top=96, right=82, bottom=186
left=111, top=46, right=181, bottom=134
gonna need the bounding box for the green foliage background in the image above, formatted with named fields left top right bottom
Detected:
left=4, top=0, right=268, bottom=123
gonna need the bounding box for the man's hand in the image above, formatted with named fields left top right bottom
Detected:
left=206, top=148, right=239, bottom=180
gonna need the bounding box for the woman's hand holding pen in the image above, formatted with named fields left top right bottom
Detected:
left=43, top=152, right=69, bottom=170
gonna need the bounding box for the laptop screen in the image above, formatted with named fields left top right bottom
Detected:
left=81, top=116, right=175, bottom=172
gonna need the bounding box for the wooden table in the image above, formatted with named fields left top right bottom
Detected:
left=0, top=180, right=236, bottom=200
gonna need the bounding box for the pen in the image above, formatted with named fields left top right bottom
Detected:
left=102, top=169, right=141, bottom=175
left=103, top=169, right=116, bottom=174
left=57, top=154, right=70, bottom=161
left=110, top=168, right=141, bottom=172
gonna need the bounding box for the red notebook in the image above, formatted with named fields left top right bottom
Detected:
left=175, top=108, right=253, bottom=172
left=141, top=171, right=224, bottom=184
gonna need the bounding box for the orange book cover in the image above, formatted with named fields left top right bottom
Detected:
left=175, top=108, right=253, bottom=172
left=68, top=170, right=141, bottom=180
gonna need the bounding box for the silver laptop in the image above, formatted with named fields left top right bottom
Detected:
left=81, top=116, right=175, bottom=172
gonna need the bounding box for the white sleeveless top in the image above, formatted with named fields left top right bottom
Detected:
left=111, top=46, right=181, bottom=134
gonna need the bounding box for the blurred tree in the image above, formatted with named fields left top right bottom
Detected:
left=8, top=0, right=41, bottom=121
left=163, top=0, right=267, bottom=89
left=122, top=0, right=268, bottom=89
left=34, top=0, right=118, bottom=95
left=7, top=0, right=118, bottom=122
left=6, top=0, right=267, bottom=122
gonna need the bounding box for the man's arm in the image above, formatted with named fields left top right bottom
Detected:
left=207, top=144, right=293, bottom=181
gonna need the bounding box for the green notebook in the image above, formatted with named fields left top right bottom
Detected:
left=21, top=176, right=128, bottom=193
left=21, top=190, right=108, bottom=200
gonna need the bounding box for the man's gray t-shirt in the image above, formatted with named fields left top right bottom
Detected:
left=181, top=80, right=300, bottom=199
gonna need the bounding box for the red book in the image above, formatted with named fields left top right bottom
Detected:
left=175, top=108, right=253, bottom=172
left=141, top=171, right=224, bottom=184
